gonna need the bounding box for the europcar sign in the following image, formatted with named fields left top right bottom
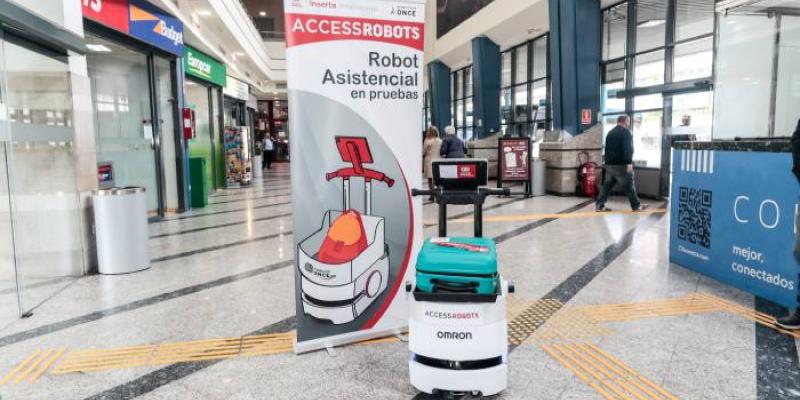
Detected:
left=184, top=46, right=227, bottom=87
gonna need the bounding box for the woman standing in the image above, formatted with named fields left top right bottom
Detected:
left=422, top=126, right=442, bottom=200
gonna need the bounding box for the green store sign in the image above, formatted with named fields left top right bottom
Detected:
left=184, top=46, right=226, bottom=87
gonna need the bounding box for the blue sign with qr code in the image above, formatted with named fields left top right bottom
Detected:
left=670, top=149, right=800, bottom=308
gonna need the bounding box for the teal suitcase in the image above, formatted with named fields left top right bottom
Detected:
left=416, top=237, right=498, bottom=294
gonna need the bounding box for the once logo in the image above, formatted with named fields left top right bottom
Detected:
left=304, top=263, right=335, bottom=280
left=391, top=5, right=417, bottom=16
left=436, top=331, right=473, bottom=340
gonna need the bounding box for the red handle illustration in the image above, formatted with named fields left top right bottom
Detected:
left=326, top=136, right=395, bottom=187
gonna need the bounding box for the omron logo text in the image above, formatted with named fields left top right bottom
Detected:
left=436, top=331, right=473, bottom=340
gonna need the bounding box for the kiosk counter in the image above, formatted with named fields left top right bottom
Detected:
left=670, top=139, right=799, bottom=308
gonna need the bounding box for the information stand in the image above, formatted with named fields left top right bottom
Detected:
left=497, top=137, right=532, bottom=197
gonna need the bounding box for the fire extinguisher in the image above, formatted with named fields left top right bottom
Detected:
left=576, top=151, right=599, bottom=198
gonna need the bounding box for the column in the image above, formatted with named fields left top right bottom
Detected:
left=548, top=0, right=601, bottom=135
left=427, top=60, right=451, bottom=135
left=471, top=36, right=501, bottom=139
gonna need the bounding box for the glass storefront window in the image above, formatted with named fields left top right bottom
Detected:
left=603, top=3, right=628, bottom=61
left=515, top=45, right=528, bottom=85
left=631, top=110, right=663, bottom=167
left=465, top=67, right=473, bottom=97
left=453, top=70, right=464, bottom=99
left=602, top=81, right=626, bottom=114
left=501, top=51, right=512, bottom=88
left=634, top=94, right=663, bottom=110
left=87, top=34, right=161, bottom=212
left=671, top=92, right=713, bottom=142
left=774, top=15, right=800, bottom=137
left=636, top=0, right=667, bottom=53
left=500, top=88, right=512, bottom=125
left=456, top=99, right=464, bottom=127
left=532, top=37, right=548, bottom=80
left=713, top=14, right=774, bottom=138
left=635, top=50, right=664, bottom=87
left=465, top=97, right=474, bottom=128
left=675, top=0, right=715, bottom=41
left=0, top=37, right=84, bottom=315
left=674, top=37, right=713, bottom=82
left=513, top=84, right=528, bottom=123
left=531, top=80, right=547, bottom=121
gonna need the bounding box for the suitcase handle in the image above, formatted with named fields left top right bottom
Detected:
left=431, top=279, right=479, bottom=294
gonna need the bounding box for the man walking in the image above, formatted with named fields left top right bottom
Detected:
left=440, top=125, right=466, bottom=159
left=262, top=135, right=274, bottom=170
left=595, top=115, right=647, bottom=212
left=776, top=118, right=800, bottom=329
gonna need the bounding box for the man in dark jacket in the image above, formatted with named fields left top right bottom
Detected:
left=440, top=125, right=466, bottom=158
left=776, top=118, right=800, bottom=329
left=595, top=115, right=647, bottom=212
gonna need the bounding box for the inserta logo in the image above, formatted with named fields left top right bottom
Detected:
left=437, top=331, right=473, bottom=340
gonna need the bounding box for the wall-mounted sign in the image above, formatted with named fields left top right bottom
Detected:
left=224, top=76, right=250, bottom=101
left=97, top=162, right=115, bottom=189
left=184, top=46, right=226, bottom=87
left=581, top=108, right=592, bottom=125
left=82, top=0, right=130, bottom=33
left=128, top=0, right=184, bottom=56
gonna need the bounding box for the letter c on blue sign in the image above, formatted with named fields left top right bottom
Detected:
left=734, top=196, right=750, bottom=223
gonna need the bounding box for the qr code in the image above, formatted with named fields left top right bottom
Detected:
left=678, top=187, right=712, bottom=248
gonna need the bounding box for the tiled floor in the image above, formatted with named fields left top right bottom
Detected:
left=0, top=163, right=796, bottom=399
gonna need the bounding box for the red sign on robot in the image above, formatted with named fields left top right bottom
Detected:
left=457, top=164, right=477, bottom=179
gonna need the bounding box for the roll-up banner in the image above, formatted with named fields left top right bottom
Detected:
left=284, top=0, right=426, bottom=354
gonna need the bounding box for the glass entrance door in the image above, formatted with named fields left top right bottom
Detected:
left=0, top=33, right=84, bottom=324
left=87, top=33, right=161, bottom=214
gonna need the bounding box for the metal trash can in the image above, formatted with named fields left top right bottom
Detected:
left=253, top=155, right=263, bottom=179
left=531, top=158, right=546, bottom=197
left=93, top=187, right=151, bottom=275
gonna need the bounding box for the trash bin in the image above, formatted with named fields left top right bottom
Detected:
left=253, top=155, right=263, bottom=179
left=189, top=157, right=208, bottom=208
left=531, top=158, right=546, bottom=197
left=93, top=187, right=151, bottom=275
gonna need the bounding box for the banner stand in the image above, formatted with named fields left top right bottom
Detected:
left=285, top=0, right=426, bottom=354
left=496, top=137, right=533, bottom=198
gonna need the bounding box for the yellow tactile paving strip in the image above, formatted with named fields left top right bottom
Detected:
left=507, top=299, right=564, bottom=345
left=0, top=347, right=67, bottom=385
left=692, top=292, right=800, bottom=339
left=51, top=332, right=295, bottom=374
left=1, top=291, right=794, bottom=389
left=531, top=307, right=613, bottom=344
left=576, top=294, right=722, bottom=322
left=542, top=341, right=679, bottom=400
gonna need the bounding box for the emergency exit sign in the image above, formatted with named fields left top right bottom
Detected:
left=581, top=109, right=592, bottom=125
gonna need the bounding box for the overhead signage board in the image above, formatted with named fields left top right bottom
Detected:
left=82, top=0, right=130, bottom=32
left=285, top=0, right=426, bottom=353
left=128, top=0, right=184, bottom=56
left=670, top=149, right=800, bottom=307
left=224, top=76, right=250, bottom=101
left=184, top=46, right=227, bottom=87
left=82, top=0, right=184, bottom=56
